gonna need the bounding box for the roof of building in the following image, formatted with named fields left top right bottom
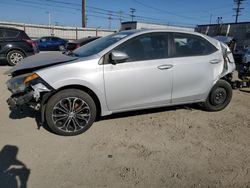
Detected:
left=197, top=21, right=250, bottom=27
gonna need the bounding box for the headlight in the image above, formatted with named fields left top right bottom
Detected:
left=7, top=73, right=40, bottom=94
left=24, top=73, right=39, bottom=85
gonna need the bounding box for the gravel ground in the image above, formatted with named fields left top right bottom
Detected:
left=0, top=64, right=250, bottom=188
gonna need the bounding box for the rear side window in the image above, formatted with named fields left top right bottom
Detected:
left=114, top=32, right=168, bottom=62
left=5, top=29, right=19, bottom=38
left=172, top=33, right=217, bottom=57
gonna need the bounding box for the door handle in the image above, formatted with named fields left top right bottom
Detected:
left=209, top=59, right=221, bottom=64
left=157, top=64, right=173, bottom=70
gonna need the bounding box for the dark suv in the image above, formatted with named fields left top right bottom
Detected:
left=0, top=27, right=39, bottom=65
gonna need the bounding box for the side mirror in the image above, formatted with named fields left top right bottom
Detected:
left=110, top=51, right=129, bottom=64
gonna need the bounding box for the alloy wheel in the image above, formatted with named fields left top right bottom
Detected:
left=52, top=97, right=91, bottom=133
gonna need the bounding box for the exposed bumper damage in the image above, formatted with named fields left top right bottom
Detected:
left=6, top=75, right=52, bottom=111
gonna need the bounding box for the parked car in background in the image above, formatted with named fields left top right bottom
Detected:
left=66, top=36, right=100, bottom=51
left=242, top=49, right=250, bottom=66
left=6, top=29, right=235, bottom=136
left=36, top=36, right=67, bottom=51
left=0, top=27, right=39, bottom=66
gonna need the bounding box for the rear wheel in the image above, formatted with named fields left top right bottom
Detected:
left=45, top=89, right=96, bottom=136
left=7, top=50, right=25, bottom=66
left=202, top=80, right=232, bottom=111
left=59, top=45, right=65, bottom=51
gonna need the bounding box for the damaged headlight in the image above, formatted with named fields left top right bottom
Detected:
left=6, top=73, right=47, bottom=94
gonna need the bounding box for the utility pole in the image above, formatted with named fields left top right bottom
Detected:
left=46, top=11, right=52, bottom=35
left=108, top=11, right=112, bottom=29
left=119, top=10, right=123, bottom=23
left=233, top=0, right=245, bottom=23
left=82, top=0, right=86, bottom=27
left=130, top=8, right=136, bottom=21
left=209, top=13, right=213, bottom=24
left=217, top=16, right=223, bottom=25
left=46, top=11, right=51, bottom=27
left=217, top=16, right=223, bottom=35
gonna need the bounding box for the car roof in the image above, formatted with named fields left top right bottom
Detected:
left=39, top=36, right=65, bottom=40
left=0, top=26, right=23, bottom=32
left=119, top=29, right=199, bottom=36
left=74, top=36, right=100, bottom=43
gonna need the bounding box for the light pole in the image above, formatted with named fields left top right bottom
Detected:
left=46, top=11, right=51, bottom=27
left=46, top=11, right=52, bottom=35
left=96, top=26, right=101, bottom=37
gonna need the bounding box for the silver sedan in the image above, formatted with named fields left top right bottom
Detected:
left=6, top=29, right=235, bottom=136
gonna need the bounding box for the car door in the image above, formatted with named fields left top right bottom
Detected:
left=50, top=37, right=60, bottom=50
left=170, top=32, right=223, bottom=103
left=38, top=37, right=49, bottom=51
left=104, top=32, right=173, bottom=111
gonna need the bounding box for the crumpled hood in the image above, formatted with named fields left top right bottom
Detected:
left=6, top=51, right=78, bottom=76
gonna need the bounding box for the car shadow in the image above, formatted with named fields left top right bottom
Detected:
left=0, top=145, right=30, bottom=188
left=98, top=104, right=200, bottom=121
left=8, top=106, right=51, bottom=132
left=8, top=104, right=201, bottom=134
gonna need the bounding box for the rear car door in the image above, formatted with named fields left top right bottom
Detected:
left=104, top=32, right=173, bottom=111
left=170, top=32, right=222, bottom=103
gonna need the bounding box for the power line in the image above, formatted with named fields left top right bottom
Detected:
left=1, top=0, right=202, bottom=28
left=133, top=0, right=208, bottom=22
left=233, top=0, right=245, bottom=23
left=14, top=0, right=81, bottom=10
left=1, top=0, right=78, bottom=14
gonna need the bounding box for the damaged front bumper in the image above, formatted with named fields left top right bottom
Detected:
left=7, top=91, right=34, bottom=110
left=6, top=73, right=52, bottom=111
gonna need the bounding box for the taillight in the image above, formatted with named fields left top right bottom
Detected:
left=76, top=44, right=81, bottom=49
left=25, top=40, right=36, bottom=47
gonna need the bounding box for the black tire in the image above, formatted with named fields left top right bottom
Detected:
left=6, top=50, right=25, bottom=66
left=45, top=89, right=96, bottom=136
left=202, top=79, right=232, bottom=111
left=58, top=45, right=65, bottom=51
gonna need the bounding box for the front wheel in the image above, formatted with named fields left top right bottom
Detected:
left=202, top=80, right=232, bottom=111
left=45, top=89, right=96, bottom=136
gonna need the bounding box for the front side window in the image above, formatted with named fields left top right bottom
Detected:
left=113, top=32, right=168, bottom=62
left=172, top=33, right=217, bottom=57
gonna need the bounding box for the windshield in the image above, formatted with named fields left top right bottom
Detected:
left=73, top=31, right=135, bottom=57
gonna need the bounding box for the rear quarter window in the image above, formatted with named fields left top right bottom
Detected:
left=172, top=33, right=217, bottom=57
left=18, top=31, right=30, bottom=40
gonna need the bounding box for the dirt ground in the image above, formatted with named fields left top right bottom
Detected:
left=0, top=63, right=250, bottom=188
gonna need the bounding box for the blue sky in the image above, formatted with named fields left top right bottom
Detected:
left=0, top=0, right=250, bottom=29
